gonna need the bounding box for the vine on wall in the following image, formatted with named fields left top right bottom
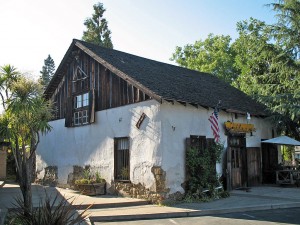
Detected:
left=185, top=142, right=228, bottom=201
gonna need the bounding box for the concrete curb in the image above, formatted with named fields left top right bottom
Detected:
left=89, top=202, right=300, bottom=222
left=188, top=202, right=300, bottom=216
left=90, top=212, right=190, bottom=222
left=231, top=192, right=300, bottom=202
left=75, top=200, right=149, bottom=210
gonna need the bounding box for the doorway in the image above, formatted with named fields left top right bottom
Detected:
left=227, top=135, right=247, bottom=189
left=261, top=143, right=278, bottom=184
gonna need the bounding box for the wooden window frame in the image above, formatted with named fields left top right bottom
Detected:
left=114, top=137, right=130, bottom=182
left=74, top=109, right=88, bottom=126
left=73, top=92, right=89, bottom=126
left=74, top=93, right=89, bottom=109
left=65, top=89, right=95, bottom=127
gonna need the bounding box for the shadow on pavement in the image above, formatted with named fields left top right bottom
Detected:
left=0, top=182, right=91, bottom=225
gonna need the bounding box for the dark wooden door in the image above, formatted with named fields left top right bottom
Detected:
left=228, top=135, right=247, bottom=189
left=230, top=147, right=242, bottom=188
left=247, top=147, right=262, bottom=186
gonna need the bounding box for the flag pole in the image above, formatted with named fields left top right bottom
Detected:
left=209, top=100, right=222, bottom=143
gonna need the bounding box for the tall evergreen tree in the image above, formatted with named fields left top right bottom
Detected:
left=269, top=0, right=300, bottom=60
left=82, top=2, right=113, bottom=48
left=39, top=55, right=55, bottom=88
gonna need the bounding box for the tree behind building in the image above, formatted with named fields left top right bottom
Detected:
left=39, top=55, right=55, bottom=88
left=82, top=2, right=113, bottom=48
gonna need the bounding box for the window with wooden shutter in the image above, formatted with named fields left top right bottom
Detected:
left=190, top=135, right=206, bottom=155
left=65, top=96, right=73, bottom=127
left=64, top=89, right=95, bottom=127
left=89, top=89, right=95, bottom=124
left=72, top=92, right=89, bottom=126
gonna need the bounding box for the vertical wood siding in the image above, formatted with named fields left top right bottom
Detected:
left=247, top=147, right=262, bottom=186
left=51, top=50, right=151, bottom=120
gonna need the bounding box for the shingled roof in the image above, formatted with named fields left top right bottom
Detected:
left=46, top=39, right=268, bottom=116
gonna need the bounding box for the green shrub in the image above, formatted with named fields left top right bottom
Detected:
left=75, top=169, right=105, bottom=185
left=75, top=178, right=90, bottom=185
left=185, top=141, right=227, bottom=202
left=95, top=171, right=103, bottom=183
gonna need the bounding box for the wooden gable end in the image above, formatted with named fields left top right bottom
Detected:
left=51, top=48, right=151, bottom=126
left=98, top=68, right=151, bottom=110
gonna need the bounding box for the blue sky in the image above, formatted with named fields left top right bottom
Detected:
left=0, top=0, right=276, bottom=78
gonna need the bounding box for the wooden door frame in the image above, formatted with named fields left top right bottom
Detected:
left=227, top=134, right=247, bottom=190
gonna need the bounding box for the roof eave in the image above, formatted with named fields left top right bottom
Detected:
left=163, top=99, right=268, bottom=117
left=44, top=39, right=78, bottom=99
left=44, top=40, right=163, bottom=103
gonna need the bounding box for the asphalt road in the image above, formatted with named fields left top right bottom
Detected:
left=94, top=207, right=300, bottom=225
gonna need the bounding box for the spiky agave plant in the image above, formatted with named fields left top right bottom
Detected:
left=8, top=190, right=91, bottom=225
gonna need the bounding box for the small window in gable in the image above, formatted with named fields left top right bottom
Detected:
left=82, top=93, right=89, bottom=107
left=74, top=110, right=89, bottom=126
left=74, top=93, right=89, bottom=109
left=73, top=92, right=90, bottom=126
left=82, top=110, right=88, bottom=124
left=74, top=111, right=80, bottom=125
left=75, top=95, right=82, bottom=108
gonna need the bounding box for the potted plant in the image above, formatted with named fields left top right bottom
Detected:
left=75, top=169, right=106, bottom=196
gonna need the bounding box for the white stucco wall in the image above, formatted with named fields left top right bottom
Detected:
left=37, top=100, right=163, bottom=190
left=37, top=99, right=273, bottom=195
left=159, top=101, right=273, bottom=194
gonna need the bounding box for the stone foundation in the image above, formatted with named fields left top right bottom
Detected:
left=42, top=166, right=58, bottom=187
left=113, top=166, right=183, bottom=204
left=35, top=164, right=185, bottom=203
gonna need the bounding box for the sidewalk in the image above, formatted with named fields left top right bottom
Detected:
left=87, top=186, right=300, bottom=222
left=1, top=182, right=300, bottom=223
left=0, top=182, right=148, bottom=224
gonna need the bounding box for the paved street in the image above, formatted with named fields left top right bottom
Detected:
left=95, top=207, right=300, bottom=225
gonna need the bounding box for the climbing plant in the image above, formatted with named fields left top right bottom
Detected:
left=185, top=142, right=228, bottom=201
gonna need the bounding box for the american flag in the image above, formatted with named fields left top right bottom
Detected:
left=208, top=108, right=220, bottom=143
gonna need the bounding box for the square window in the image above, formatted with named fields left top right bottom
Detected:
left=73, top=110, right=89, bottom=126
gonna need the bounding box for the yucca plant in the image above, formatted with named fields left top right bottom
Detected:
left=8, top=190, right=90, bottom=225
